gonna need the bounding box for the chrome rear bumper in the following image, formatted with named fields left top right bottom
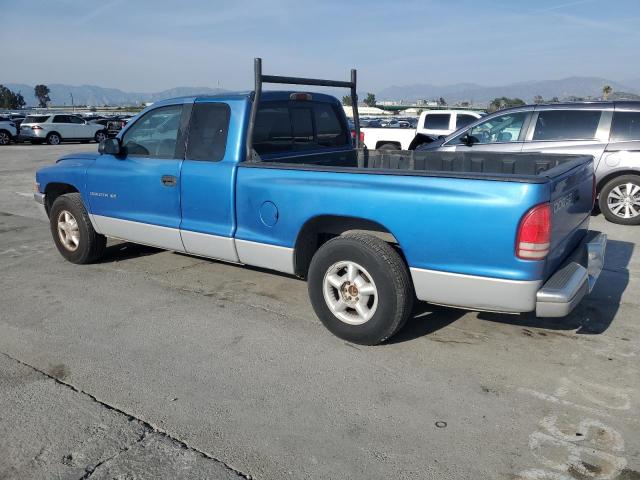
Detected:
left=535, top=233, right=606, bottom=317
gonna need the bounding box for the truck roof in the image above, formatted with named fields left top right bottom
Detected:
left=152, top=90, right=342, bottom=108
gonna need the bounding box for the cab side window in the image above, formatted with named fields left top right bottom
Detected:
left=424, top=114, right=450, bottom=130
left=52, top=115, right=71, bottom=123
left=69, top=116, right=85, bottom=124
left=455, top=114, right=477, bottom=129
left=185, top=103, right=230, bottom=161
left=122, top=105, right=184, bottom=159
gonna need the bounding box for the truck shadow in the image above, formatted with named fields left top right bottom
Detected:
left=391, top=239, right=633, bottom=343
left=99, top=241, right=161, bottom=263
left=477, top=239, right=633, bottom=335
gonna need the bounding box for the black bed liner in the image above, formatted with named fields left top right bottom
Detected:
left=244, top=149, right=593, bottom=184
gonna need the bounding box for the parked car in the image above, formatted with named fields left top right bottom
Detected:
left=106, top=115, right=133, bottom=138
left=0, top=117, right=19, bottom=145
left=418, top=101, right=640, bottom=225
left=20, top=114, right=108, bottom=145
left=34, top=59, right=605, bottom=345
left=362, top=110, right=483, bottom=150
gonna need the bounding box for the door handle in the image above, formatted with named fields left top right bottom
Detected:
left=161, top=175, right=177, bottom=187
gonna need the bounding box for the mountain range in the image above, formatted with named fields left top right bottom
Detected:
left=4, top=76, right=640, bottom=107
left=377, top=77, right=640, bottom=103
left=3, top=83, right=228, bottom=107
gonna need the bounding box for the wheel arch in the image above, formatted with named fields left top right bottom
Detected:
left=596, top=169, right=640, bottom=194
left=293, top=214, right=402, bottom=278
left=46, top=131, right=62, bottom=140
left=408, top=134, right=435, bottom=150
left=375, top=141, right=401, bottom=150
left=44, top=182, right=80, bottom=216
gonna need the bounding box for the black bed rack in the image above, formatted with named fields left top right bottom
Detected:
left=246, top=57, right=361, bottom=161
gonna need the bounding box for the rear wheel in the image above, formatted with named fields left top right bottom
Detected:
left=598, top=174, right=640, bottom=225
left=0, top=130, right=10, bottom=145
left=49, top=193, right=106, bottom=264
left=46, top=132, right=61, bottom=145
left=94, top=130, right=107, bottom=143
left=307, top=233, right=413, bottom=345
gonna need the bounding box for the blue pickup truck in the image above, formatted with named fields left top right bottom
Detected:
left=34, top=59, right=606, bottom=345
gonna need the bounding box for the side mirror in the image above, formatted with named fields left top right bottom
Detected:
left=460, top=134, right=476, bottom=147
left=99, top=138, right=123, bottom=157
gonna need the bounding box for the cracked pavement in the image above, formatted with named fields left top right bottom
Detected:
left=0, top=144, right=639, bottom=479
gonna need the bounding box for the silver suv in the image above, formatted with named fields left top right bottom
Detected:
left=20, top=114, right=107, bottom=145
left=422, top=101, right=640, bottom=225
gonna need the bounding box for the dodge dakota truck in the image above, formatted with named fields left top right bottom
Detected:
left=34, top=59, right=606, bottom=345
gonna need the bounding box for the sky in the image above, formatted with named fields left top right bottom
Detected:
left=2, top=0, right=640, bottom=93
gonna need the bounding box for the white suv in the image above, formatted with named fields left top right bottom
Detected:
left=20, top=114, right=108, bottom=145
left=0, top=117, right=18, bottom=145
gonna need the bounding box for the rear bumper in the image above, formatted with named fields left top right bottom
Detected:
left=409, top=232, right=606, bottom=316
left=535, top=232, right=606, bottom=317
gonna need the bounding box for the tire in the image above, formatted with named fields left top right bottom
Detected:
left=46, top=132, right=61, bottom=145
left=307, top=233, right=414, bottom=345
left=0, top=130, right=10, bottom=145
left=598, top=174, right=640, bottom=225
left=94, top=130, right=107, bottom=143
left=49, top=193, right=106, bottom=264
left=378, top=143, right=400, bottom=151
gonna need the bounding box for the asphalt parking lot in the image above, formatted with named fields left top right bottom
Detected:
left=1, top=143, right=639, bottom=479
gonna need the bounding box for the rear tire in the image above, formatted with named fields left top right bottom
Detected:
left=307, top=233, right=413, bottom=345
left=598, top=174, right=640, bottom=225
left=46, top=132, right=61, bottom=145
left=49, top=193, right=106, bottom=264
left=94, top=130, right=107, bottom=143
left=0, top=130, right=11, bottom=145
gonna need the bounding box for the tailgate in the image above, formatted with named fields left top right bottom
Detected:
left=544, top=157, right=594, bottom=279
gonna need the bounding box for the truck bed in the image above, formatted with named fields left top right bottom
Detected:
left=256, top=149, right=592, bottom=183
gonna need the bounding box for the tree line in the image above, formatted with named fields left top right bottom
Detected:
left=0, top=84, right=51, bottom=109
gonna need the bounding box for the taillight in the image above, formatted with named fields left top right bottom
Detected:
left=31, top=125, right=42, bottom=130
left=516, top=203, right=551, bottom=260
left=351, top=131, right=365, bottom=142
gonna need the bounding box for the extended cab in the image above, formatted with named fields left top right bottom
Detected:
left=361, top=109, right=482, bottom=151
left=35, top=59, right=606, bottom=345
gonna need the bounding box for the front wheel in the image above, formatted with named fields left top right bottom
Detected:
left=598, top=175, right=640, bottom=225
left=307, top=233, right=413, bottom=345
left=49, top=193, right=106, bottom=264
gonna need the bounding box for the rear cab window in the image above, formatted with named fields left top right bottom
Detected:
left=532, top=110, right=602, bottom=141
left=423, top=114, right=450, bottom=130
left=610, top=111, right=640, bottom=142
left=252, top=100, right=348, bottom=157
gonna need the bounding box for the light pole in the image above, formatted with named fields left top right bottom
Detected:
left=70, top=93, right=74, bottom=112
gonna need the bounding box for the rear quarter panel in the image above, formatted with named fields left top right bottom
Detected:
left=235, top=166, right=550, bottom=281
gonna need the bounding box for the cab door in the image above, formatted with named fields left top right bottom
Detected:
left=86, top=102, right=190, bottom=251
left=179, top=100, right=238, bottom=262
